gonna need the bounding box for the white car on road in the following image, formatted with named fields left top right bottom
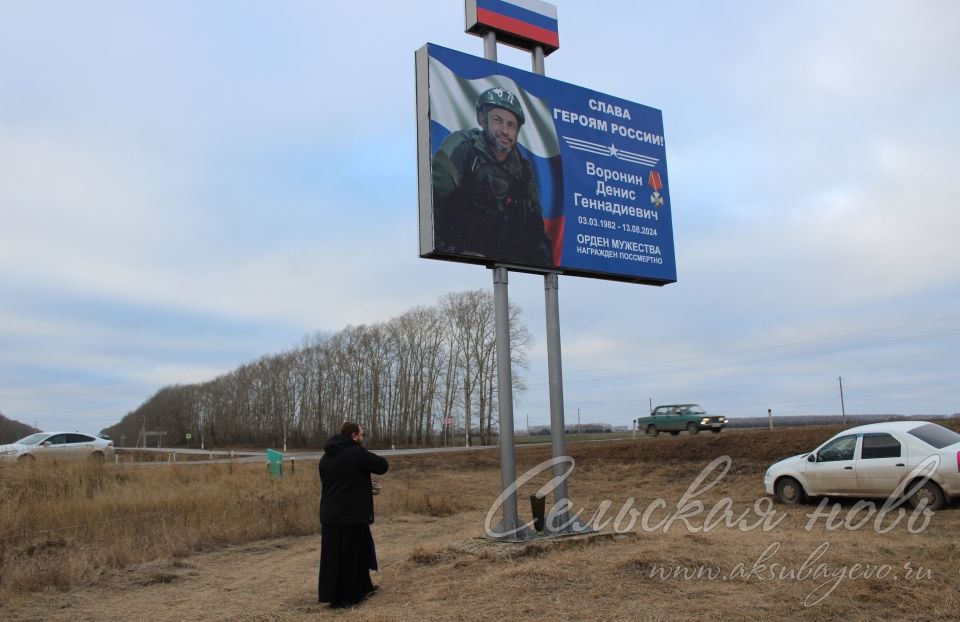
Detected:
left=764, top=421, right=960, bottom=510
left=0, top=431, right=115, bottom=463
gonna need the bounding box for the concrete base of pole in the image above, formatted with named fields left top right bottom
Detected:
left=485, top=521, right=592, bottom=543
left=486, top=520, right=535, bottom=542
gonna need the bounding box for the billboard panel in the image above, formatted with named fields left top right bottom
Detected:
left=416, top=43, right=676, bottom=286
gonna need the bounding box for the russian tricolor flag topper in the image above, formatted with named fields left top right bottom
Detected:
left=465, top=0, right=559, bottom=54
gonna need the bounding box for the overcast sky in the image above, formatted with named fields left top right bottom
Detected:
left=2, top=1, right=958, bottom=434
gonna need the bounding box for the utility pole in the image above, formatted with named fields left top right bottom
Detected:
left=577, top=407, right=581, bottom=438
left=838, top=376, right=847, bottom=425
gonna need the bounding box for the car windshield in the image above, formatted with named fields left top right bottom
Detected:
left=908, top=423, right=960, bottom=449
left=15, top=433, right=49, bottom=445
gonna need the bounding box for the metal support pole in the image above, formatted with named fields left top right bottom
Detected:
left=484, top=31, right=497, bottom=61
left=532, top=45, right=545, bottom=74
left=544, top=273, right=570, bottom=529
left=483, top=24, right=528, bottom=542
left=493, top=266, right=522, bottom=538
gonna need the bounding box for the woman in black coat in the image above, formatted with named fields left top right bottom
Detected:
left=318, top=422, right=389, bottom=608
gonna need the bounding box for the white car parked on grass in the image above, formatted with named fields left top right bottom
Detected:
left=764, top=421, right=960, bottom=510
left=0, top=432, right=115, bottom=463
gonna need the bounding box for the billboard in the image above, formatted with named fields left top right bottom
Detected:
left=416, top=43, right=676, bottom=286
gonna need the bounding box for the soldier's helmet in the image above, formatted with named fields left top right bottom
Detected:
left=476, top=88, right=525, bottom=126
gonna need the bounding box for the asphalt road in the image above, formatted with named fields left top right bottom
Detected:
left=119, top=443, right=502, bottom=466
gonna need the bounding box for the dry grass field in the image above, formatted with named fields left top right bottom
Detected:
left=2, top=423, right=960, bottom=621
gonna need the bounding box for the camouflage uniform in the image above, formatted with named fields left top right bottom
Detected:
left=431, top=98, right=553, bottom=266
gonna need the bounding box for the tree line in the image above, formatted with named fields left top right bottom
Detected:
left=104, top=289, right=532, bottom=449
left=0, top=412, right=38, bottom=444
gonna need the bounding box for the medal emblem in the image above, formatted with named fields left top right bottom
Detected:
left=648, top=170, right=664, bottom=208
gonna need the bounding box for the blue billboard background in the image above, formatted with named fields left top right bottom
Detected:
left=421, top=43, right=676, bottom=285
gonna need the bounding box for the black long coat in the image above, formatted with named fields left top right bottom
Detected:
left=319, top=434, right=389, bottom=525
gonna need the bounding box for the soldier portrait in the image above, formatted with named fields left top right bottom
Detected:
left=431, top=87, right=554, bottom=267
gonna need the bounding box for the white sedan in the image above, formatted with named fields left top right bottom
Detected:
left=764, top=421, right=960, bottom=510
left=0, top=431, right=115, bottom=463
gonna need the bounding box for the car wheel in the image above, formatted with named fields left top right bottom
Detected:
left=646, top=425, right=659, bottom=437
left=17, top=454, right=36, bottom=463
left=774, top=476, right=806, bottom=505
left=89, top=452, right=105, bottom=464
left=908, top=480, right=946, bottom=511
left=669, top=431, right=679, bottom=436
left=686, top=423, right=698, bottom=435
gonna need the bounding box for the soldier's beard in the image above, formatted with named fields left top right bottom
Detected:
left=483, top=129, right=513, bottom=158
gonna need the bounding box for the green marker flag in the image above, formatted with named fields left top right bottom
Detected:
left=266, top=449, right=283, bottom=479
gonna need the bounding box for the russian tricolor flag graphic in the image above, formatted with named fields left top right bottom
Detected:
left=467, top=0, right=560, bottom=52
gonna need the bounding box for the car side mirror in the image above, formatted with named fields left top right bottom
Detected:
left=42, top=441, right=52, bottom=447
left=807, top=454, right=816, bottom=463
